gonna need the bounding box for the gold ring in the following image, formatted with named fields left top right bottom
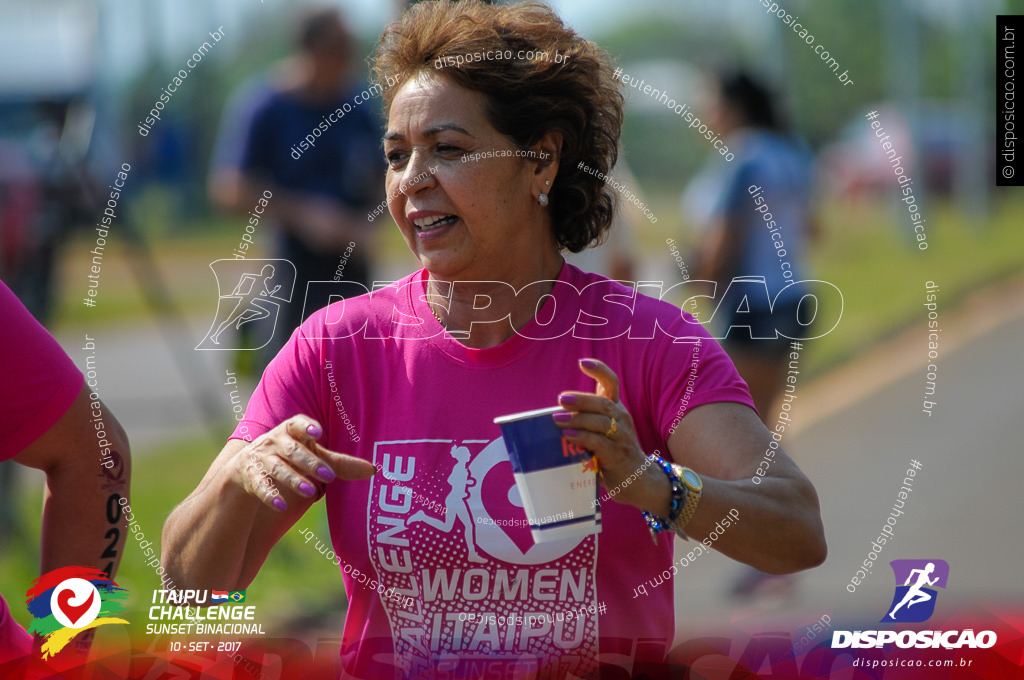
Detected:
left=605, top=417, right=617, bottom=438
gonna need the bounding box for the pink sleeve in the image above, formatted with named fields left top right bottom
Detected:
left=0, top=594, right=32, bottom=663
left=0, top=282, right=84, bottom=461
left=648, top=313, right=756, bottom=441
left=230, top=319, right=326, bottom=444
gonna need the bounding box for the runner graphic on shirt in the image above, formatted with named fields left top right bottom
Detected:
left=369, top=437, right=599, bottom=677
left=407, top=444, right=486, bottom=563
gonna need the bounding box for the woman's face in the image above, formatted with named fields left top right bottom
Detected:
left=384, top=73, right=555, bottom=281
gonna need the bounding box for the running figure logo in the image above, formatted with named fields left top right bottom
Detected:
left=196, top=259, right=295, bottom=350
left=882, top=559, right=949, bottom=623
left=407, top=444, right=486, bottom=563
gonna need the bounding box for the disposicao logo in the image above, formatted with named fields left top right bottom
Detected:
left=832, top=559, right=997, bottom=650
left=882, top=559, right=948, bottom=623
left=26, top=567, right=128, bottom=658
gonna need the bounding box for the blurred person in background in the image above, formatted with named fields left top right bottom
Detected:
left=0, top=97, right=116, bottom=607
left=208, top=6, right=385, bottom=372
left=0, top=280, right=131, bottom=672
left=166, top=3, right=826, bottom=677
left=682, top=70, right=818, bottom=599
left=0, top=101, right=91, bottom=325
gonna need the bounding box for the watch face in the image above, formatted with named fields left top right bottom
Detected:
left=682, top=468, right=701, bottom=489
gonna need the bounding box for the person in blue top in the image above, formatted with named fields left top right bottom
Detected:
left=684, top=70, right=818, bottom=423
left=682, top=70, right=819, bottom=598
left=208, top=7, right=385, bottom=366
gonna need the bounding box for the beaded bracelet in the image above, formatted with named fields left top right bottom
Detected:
left=642, top=454, right=686, bottom=543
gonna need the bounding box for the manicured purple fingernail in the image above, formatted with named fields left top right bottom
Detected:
left=563, top=428, right=581, bottom=438
left=580, top=358, right=598, bottom=368
left=317, top=466, right=336, bottom=483
left=298, top=482, right=316, bottom=497
left=272, top=497, right=288, bottom=511
left=306, top=423, right=323, bottom=439
left=559, top=394, right=578, bottom=405
left=552, top=411, right=573, bottom=423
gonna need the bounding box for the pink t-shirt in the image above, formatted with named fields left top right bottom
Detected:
left=0, top=594, right=31, bottom=664
left=0, top=281, right=84, bottom=462
left=0, top=280, right=84, bottom=662
left=233, top=262, right=753, bottom=678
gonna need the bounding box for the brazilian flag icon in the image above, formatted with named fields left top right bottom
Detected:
left=229, top=591, right=246, bottom=602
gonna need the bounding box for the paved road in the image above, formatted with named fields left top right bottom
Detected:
left=59, top=315, right=239, bottom=452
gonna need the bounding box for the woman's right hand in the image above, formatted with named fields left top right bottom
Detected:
left=233, top=415, right=376, bottom=512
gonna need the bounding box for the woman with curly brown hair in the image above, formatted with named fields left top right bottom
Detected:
left=164, top=2, right=825, bottom=677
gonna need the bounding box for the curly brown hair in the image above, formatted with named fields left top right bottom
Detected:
left=372, top=0, right=623, bottom=253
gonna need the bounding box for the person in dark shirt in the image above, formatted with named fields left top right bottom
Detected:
left=209, top=7, right=385, bottom=365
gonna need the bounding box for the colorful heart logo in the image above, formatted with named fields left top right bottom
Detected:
left=56, top=588, right=95, bottom=627
left=50, top=578, right=101, bottom=629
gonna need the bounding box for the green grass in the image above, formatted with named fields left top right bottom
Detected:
left=54, top=225, right=251, bottom=330
left=802, top=195, right=1024, bottom=374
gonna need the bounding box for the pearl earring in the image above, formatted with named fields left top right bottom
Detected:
left=538, top=180, right=551, bottom=206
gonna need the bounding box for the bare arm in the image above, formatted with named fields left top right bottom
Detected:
left=555, top=359, right=826, bottom=575
left=161, top=416, right=375, bottom=590
left=13, top=385, right=131, bottom=579
left=658, top=401, right=824, bottom=573
left=12, top=385, right=131, bottom=662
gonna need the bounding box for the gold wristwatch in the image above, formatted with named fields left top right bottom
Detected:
left=671, top=463, right=703, bottom=533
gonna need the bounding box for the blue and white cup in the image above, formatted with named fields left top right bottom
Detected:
left=494, top=406, right=602, bottom=544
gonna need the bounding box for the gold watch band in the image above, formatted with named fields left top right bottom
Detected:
left=671, top=463, right=702, bottom=530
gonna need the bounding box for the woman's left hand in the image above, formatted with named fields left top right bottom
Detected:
left=553, top=357, right=668, bottom=513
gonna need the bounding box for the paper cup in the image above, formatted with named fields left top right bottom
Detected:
left=494, top=406, right=602, bottom=543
